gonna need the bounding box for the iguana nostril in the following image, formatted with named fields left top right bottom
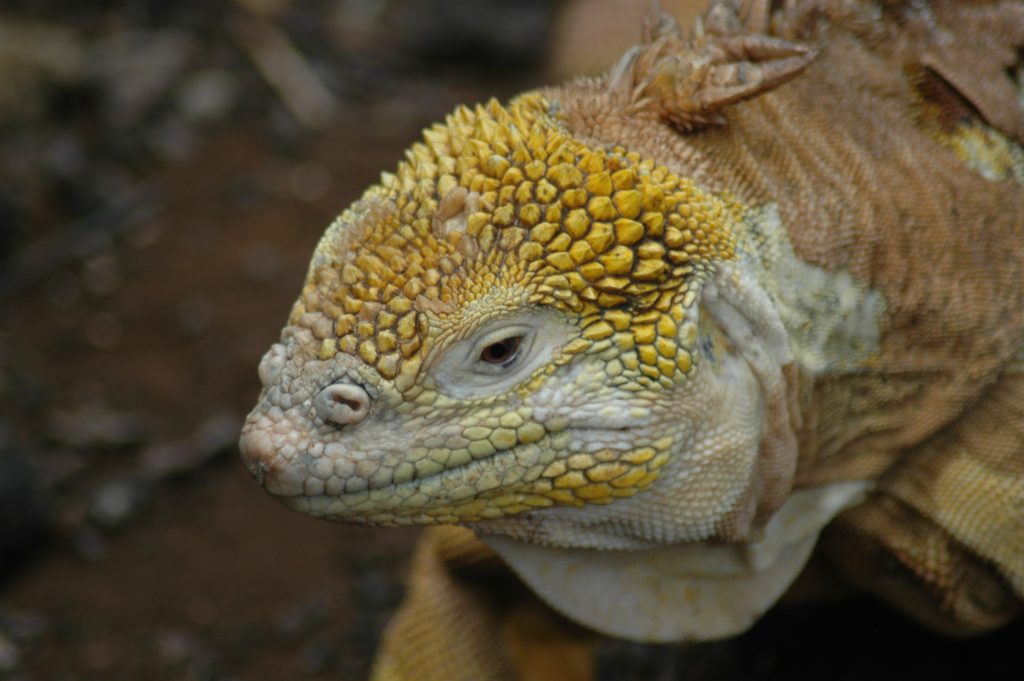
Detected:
left=315, top=383, right=370, bottom=426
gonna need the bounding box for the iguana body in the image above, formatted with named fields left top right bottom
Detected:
left=239, top=1, right=1024, bottom=678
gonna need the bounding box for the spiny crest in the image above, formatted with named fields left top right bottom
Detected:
left=558, top=2, right=816, bottom=135
left=292, top=92, right=737, bottom=392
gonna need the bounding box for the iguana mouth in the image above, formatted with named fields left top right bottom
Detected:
left=279, top=448, right=535, bottom=525
left=275, top=425, right=662, bottom=526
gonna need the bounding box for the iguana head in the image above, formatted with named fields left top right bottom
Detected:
left=240, top=23, right=814, bottom=548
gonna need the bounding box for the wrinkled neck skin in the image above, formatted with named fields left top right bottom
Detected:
left=474, top=96, right=878, bottom=642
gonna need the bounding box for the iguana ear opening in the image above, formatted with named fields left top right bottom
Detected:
left=607, top=0, right=817, bottom=132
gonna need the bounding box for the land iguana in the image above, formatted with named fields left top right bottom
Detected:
left=239, top=1, right=1024, bottom=678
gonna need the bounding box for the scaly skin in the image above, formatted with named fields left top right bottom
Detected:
left=240, top=1, right=1024, bottom=678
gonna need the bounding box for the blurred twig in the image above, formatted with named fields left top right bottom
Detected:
left=229, top=6, right=337, bottom=130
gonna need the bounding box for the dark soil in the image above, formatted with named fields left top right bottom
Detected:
left=1, top=2, right=1020, bottom=680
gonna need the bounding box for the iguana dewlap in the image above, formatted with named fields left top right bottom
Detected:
left=239, top=0, right=1024, bottom=677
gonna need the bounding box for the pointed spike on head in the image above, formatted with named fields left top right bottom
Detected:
left=703, top=0, right=744, bottom=36
left=743, top=0, right=772, bottom=32
left=641, top=0, right=685, bottom=44
left=631, top=12, right=816, bottom=133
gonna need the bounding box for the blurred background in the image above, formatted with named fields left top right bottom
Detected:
left=0, top=1, right=1020, bottom=679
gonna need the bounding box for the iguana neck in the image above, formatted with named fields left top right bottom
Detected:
left=732, top=204, right=886, bottom=376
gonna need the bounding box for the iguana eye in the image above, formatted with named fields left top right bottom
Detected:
left=472, top=329, right=532, bottom=377
left=429, top=311, right=573, bottom=399
left=479, top=335, right=523, bottom=366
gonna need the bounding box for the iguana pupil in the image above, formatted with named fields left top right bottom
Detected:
left=480, top=336, right=522, bottom=366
